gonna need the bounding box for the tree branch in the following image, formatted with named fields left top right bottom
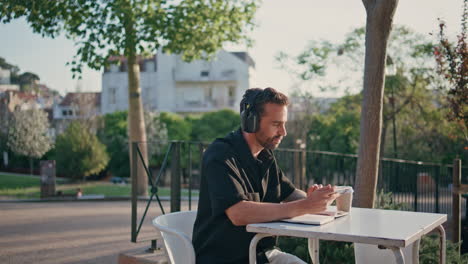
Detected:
left=384, top=77, right=418, bottom=122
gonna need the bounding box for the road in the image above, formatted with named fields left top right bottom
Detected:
left=0, top=200, right=195, bottom=264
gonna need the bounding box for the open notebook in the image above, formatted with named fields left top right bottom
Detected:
left=281, top=210, right=349, bottom=225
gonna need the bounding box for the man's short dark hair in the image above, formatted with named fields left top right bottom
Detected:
left=240, top=87, right=289, bottom=117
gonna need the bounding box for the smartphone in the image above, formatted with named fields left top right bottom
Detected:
left=335, top=187, right=353, bottom=194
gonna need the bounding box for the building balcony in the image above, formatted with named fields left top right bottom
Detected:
left=174, top=69, right=237, bottom=83
left=174, top=98, right=236, bottom=113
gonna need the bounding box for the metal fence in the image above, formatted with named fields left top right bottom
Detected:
left=305, top=150, right=467, bottom=215
left=130, top=140, right=466, bottom=245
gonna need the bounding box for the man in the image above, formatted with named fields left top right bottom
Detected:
left=192, top=87, right=337, bottom=263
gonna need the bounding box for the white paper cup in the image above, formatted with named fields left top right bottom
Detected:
left=335, top=186, right=353, bottom=212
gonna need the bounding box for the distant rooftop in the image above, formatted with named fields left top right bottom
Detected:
left=59, top=92, right=101, bottom=107
left=104, top=51, right=255, bottom=72
left=2, top=90, right=37, bottom=101
left=230, top=52, right=255, bottom=69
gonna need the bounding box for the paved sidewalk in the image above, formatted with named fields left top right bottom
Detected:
left=0, top=201, right=196, bottom=264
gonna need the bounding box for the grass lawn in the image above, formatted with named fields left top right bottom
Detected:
left=0, top=174, right=198, bottom=199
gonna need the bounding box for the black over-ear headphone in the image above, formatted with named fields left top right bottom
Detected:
left=241, top=89, right=262, bottom=133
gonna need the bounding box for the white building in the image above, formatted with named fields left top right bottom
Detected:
left=0, top=67, right=20, bottom=92
left=52, top=92, right=101, bottom=135
left=101, top=50, right=255, bottom=114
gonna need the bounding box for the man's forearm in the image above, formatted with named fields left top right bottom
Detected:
left=225, top=199, right=310, bottom=226
left=282, top=189, right=307, bottom=202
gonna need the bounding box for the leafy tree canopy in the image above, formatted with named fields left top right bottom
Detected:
left=190, top=109, right=240, bottom=142
left=98, top=110, right=168, bottom=177
left=7, top=108, right=52, bottom=159
left=277, top=25, right=436, bottom=94
left=0, top=56, right=20, bottom=74
left=56, top=121, right=109, bottom=179
left=98, top=111, right=128, bottom=178
left=0, top=0, right=259, bottom=77
left=158, top=112, right=192, bottom=141
left=307, top=94, right=362, bottom=154
left=434, top=1, right=468, bottom=144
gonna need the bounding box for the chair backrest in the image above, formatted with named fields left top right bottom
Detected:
left=152, top=211, right=197, bottom=264
left=354, top=243, right=414, bottom=264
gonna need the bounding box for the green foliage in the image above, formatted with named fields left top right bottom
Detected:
left=55, top=122, right=109, bottom=180
left=278, top=25, right=435, bottom=85
left=277, top=237, right=310, bottom=262
left=190, top=109, right=240, bottom=142
left=419, top=235, right=468, bottom=264
left=144, top=110, right=169, bottom=156
left=0, top=174, right=39, bottom=189
left=97, top=110, right=169, bottom=177
left=375, top=191, right=468, bottom=263
left=0, top=0, right=260, bottom=194
left=0, top=57, right=41, bottom=90
left=279, top=25, right=465, bottom=163
left=158, top=112, right=192, bottom=141
left=320, top=241, right=355, bottom=264
left=0, top=56, right=20, bottom=74
left=279, top=237, right=355, bottom=263
left=374, top=189, right=410, bottom=210
left=307, top=94, right=361, bottom=154
left=0, top=0, right=259, bottom=76
left=98, top=111, right=129, bottom=179
left=17, top=72, right=40, bottom=92
left=434, top=2, right=468, bottom=146
left=0, top=173, right=198, bottom=198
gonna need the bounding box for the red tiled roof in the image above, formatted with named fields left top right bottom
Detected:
left=59, top=92, right=101, bottom=107
left=4, top=90, right=37, bottom=101
left=108, top=55, right=157, bottom=63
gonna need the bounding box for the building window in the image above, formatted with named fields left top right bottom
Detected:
left=146, top=61, right=156, bottom=72
left=201, top=71, right=209, bottom=77
left=62, top=109, right=73, bottom=116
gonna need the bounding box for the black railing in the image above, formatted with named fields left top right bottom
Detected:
left=130, top=141, right=209, bottom=248
left=307, top=151, right=466, bottom=215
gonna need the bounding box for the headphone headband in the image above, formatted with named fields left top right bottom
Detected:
left=241, top=89, right=262, bottom=133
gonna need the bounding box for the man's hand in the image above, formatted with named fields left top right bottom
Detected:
left=302, top=184, right=338, bottom=214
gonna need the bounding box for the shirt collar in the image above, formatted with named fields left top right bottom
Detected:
left=230, top=128, right=274, bottom=168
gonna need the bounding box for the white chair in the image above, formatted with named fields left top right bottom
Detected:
left=152, top=210, right=197, bottom=264
left=354, top=242, right=416, bottom=264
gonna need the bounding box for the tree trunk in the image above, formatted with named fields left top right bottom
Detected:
left=127, top=54, right=149, bottom=197
left=354, top=0, right=399, bottom=208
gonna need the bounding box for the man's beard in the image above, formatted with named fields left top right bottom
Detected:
left=256, top=134, right=282, bottom=150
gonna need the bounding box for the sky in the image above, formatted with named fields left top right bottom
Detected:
left=0, top=0, right=464, bottom=97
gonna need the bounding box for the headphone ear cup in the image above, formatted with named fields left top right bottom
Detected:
left=250, top=112, right=259, bottom=132
left=241, top=109, right=249, bottom=132
left=243, top=110, right=258, bottom=133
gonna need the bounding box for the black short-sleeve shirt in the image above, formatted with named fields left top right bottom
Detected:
left=192, top=129, right=296, bottom=264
